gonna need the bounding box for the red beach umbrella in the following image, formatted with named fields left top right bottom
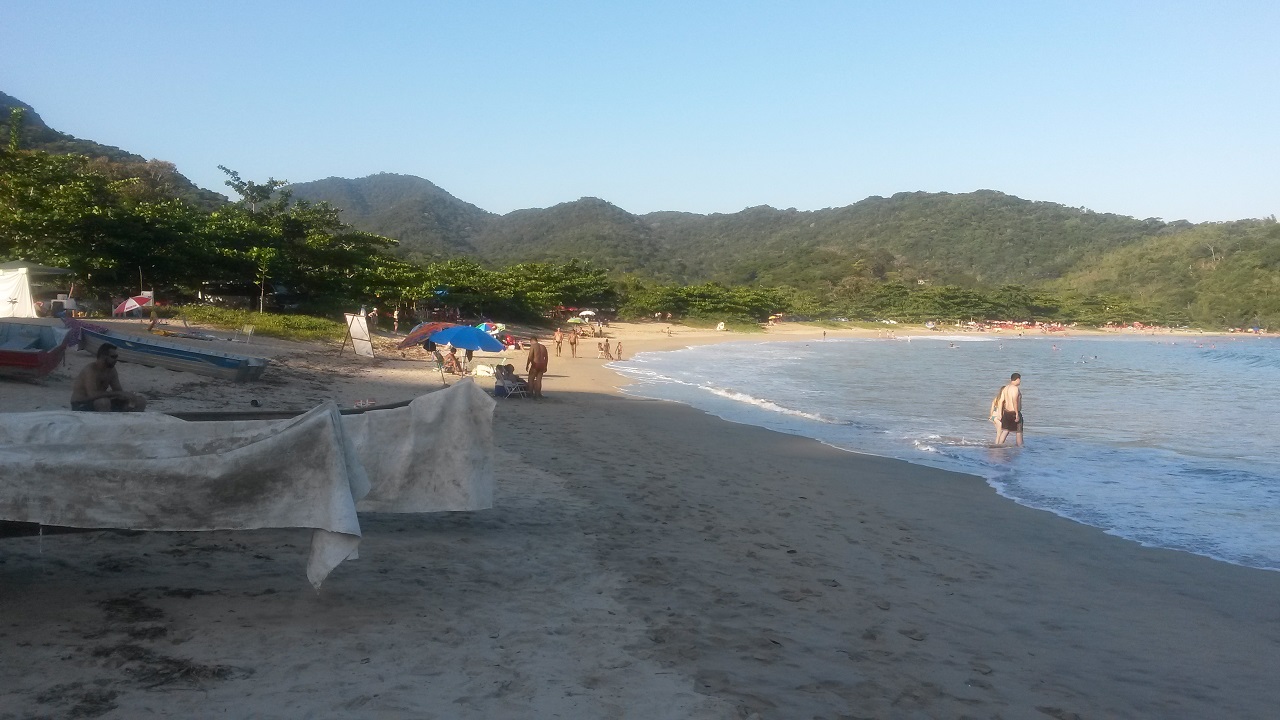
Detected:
left=114, top=295, right=153, bottom=315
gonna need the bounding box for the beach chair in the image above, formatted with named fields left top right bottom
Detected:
left=430, top=351, right=450, bottom=385
left=494, top=376, right=530, bottom=399
left=234, top=324, right=255, bottom=343
left=596, top=342, right=606, bottom=358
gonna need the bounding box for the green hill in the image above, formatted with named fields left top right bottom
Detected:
left=1, top=91, right=226, bottom=211
left=1054, top=219, right=1280, bottom=326
left=289, top=172, right=1183, bottom=288
left=7, top=88, right=1277, bottom=326
left=285, top=173, right=493, bottom=263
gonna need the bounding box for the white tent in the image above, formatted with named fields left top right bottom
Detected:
left=0, top=268, right=37, bottom=318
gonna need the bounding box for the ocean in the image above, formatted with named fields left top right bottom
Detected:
left=609, top=332, right=1280, bottom=571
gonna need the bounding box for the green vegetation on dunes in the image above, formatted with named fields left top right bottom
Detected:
left=175, top=306, right=347, bottom=343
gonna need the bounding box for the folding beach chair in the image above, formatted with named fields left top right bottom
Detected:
left=234, top=324, right=255, bottom=343
left=494, top=377, right=530, bottom=399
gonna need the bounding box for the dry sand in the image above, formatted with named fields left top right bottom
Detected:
left=2, top=319, right=1279, bottom=718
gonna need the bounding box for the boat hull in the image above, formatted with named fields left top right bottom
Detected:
left=79, top=327, right=268, bottom=382
left=0, top=322, right=71, bottom=380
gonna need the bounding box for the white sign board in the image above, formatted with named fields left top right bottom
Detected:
left=343, top=313, right=375, bottom=358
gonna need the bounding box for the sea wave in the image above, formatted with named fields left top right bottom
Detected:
left=701, top=385, right=849, bottom=424
left=897, top=334, right=996, bottom=342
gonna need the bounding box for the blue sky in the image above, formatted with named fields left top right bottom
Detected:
left=4, top=1, right=1277, bottom=221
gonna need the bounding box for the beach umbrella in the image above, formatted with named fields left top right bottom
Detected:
left=475, top=322, right=497, bottom=332
left=114, top=295, right=153, bottom=315
left=397, top=321, right=456, bottom=349
left=578, top=310, right=596, bottom=316
left=567, top=317, right=586, bottom=324
left=428, top=325, right=506, bottom=352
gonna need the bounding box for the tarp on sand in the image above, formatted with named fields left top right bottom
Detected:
left=0, top=381, right=496, bottom=587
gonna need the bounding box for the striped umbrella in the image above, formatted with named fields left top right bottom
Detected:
left=397, top=321, right=456, bottom=349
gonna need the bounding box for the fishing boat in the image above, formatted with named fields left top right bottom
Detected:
left=78, top=325, right=269, bottom=382
left=0, top=321, right=72, bottom=380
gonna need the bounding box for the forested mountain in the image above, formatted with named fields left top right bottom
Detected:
left=1053, top=219, right=1280, bottom=326
left=646, top=192, right=1187, bottom=287
left=472, top=197, right=669, bottom=275
left=6, top=89, right=1277, bottom=326
left=287, top=171, right=1280, bottom=324
left=0, top=91, right=226, bottom=211
left=285, top=174, right=493, bottom=263
left=290, top=172, right=1189, bottom=287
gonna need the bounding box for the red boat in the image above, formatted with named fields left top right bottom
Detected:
left=0, top=321, right=72, bottom=380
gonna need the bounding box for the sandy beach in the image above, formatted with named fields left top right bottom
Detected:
left=3, top=319, right=1279, bottom=718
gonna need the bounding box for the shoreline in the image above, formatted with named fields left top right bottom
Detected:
left=3, top=320, right=1280, bottom=717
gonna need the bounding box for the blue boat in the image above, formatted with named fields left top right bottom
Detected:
left=79, top=326, right=269, bottom=382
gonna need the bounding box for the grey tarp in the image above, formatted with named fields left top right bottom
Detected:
left=0, top=380, right=496, bottom=587
left=218, top=379, right=497, bottom=513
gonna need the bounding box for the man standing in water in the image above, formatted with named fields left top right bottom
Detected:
left=526, top=335, right=549, bottom=399
left=995, top=372, right=1023, bottom=446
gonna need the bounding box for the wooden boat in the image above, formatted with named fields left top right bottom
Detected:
left=0, top=321, right=72, bottom=379
left=79, top=325, right=269, bottom=382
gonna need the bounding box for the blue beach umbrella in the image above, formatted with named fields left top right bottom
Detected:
left=429, top=325, right=506, bottom=352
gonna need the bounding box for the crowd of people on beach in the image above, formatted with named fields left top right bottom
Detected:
left=400, top=315, right=622, bottom=401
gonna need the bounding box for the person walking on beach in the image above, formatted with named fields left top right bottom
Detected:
left=568, top=330, right=578, bottom=358
left=995, top=373, right=1024, bottom=446
left=553, top=328, right=563, bottom=357
left=526, top=335, right=549, bottom=399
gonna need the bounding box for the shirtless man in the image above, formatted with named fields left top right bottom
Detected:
left=70, top=343, right=147, bottom=412
left=525, top=335, right=549, bottom=399
left=567, top=330, right=578, bottom=358
left=553, top=328, right=563, bottom=357
left=995, top=372, right=1023, bottom=446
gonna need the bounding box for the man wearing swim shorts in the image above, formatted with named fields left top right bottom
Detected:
left=996, top=372, right=1023, bottom=446
left=525, top=335, right=549, bottom=399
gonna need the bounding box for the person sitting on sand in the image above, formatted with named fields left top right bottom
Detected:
left=70, top=343, right=147, bottom=412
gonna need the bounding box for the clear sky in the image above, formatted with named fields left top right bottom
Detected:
left=4, top=1, right=1277, bottom=222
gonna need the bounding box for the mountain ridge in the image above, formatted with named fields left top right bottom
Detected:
left=8, top=89, right=1275, bottom=321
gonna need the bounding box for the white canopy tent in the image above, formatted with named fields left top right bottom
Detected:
left=0, top=267, right=37, bottom=318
